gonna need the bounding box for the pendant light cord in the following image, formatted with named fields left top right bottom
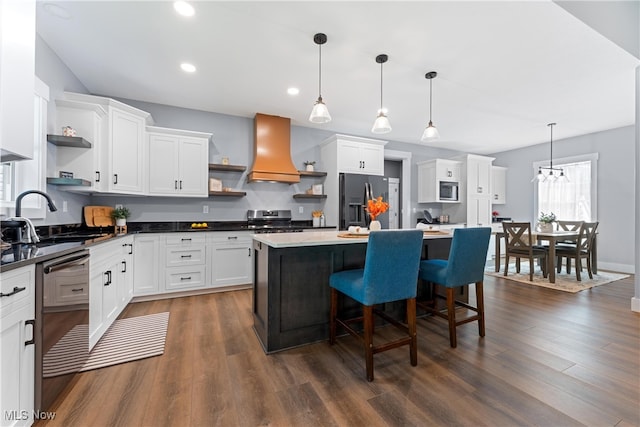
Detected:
left=318, top=43, right=322, bottom=98
left=549, top=122, right=554, bottom=169
left=429, top=78, right=433, bottom=122
left=380, top=62, right=383, bottom=112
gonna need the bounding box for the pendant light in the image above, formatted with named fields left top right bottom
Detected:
left=371, top=54, right=391, bottom=134
left=421, top=71, right=440, bottom=142
left=532, top=123, right=569, bottom=183
left=309, top=33, right=331, bottom=123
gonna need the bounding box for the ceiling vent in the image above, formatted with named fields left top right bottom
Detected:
left=247, top=113, right=300, bottom=184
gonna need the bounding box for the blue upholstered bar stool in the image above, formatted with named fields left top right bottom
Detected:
left=418, top=227, right=491, bottom=348
left=329, top=229, right=424, bottom=382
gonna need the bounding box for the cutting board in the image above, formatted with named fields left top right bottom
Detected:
left=84, top=206, right=114, bottom=227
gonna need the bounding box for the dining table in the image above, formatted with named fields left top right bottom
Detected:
left=493, top=230, right=598, bottom=284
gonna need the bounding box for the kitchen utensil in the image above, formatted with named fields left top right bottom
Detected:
left=423, top=210, right=433, bottom=224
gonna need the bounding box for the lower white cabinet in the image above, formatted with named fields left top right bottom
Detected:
left=89, top=236, right=133, bottom=349
left=0, top=265, right=35, bottom=427
left=133, top=234, right=161, bottom=296
left=163, top=233, right=207, bottom=292
left=207, top=231, right=253, bottom=287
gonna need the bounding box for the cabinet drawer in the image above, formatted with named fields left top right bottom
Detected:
left=166, top=234, right=206, bottom=246
left=54, top=281, right=89, bottom=305
left=165, top=266, right=206, bottom=290
left=0, top=266, right=34, bottom=315
left=208, top=231, right=252, bottom=244
left=165, top=246, right=206, bottom=266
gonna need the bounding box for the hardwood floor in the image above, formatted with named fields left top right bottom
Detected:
left=38, top=274, right=639, bottom=427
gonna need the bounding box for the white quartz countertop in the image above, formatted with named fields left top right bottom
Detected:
left=252, top=229, right=452, bottom=248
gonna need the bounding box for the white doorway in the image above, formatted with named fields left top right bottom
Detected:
left=388, top=178, right=400, bottom=229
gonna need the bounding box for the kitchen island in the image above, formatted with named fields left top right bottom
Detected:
left=252, top=230, right=454, bottom=353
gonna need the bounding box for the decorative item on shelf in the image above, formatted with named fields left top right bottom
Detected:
left=532, top=123, right=568, bottom=183
left=421, top=71, right=440, bottom=142
left=312, top=184, right=323, bottom=195
left=371, top=54, right=392, bottom=134
left=221, top=156, right=230, bottom=165
left=62, top=126, right=76, bottom=137
left=492, top=210, right=499, bottom=222
left=537, top=211, right=556, bottom=232
left=112, top=206, right=131, bottom=233
left=59, top=171, right=74, bottom=179
left=312, top=210, right=323, bottom=228
left=366, top=196, right=389, bottom=231
left=209, top=177, right=222, bottom=192
left=309, top=33, right=331, bottom=123
left=304, top=161, right=316, bottom=171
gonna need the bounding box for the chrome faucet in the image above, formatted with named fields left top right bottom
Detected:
left=12, top=190, right=58, bottom=243
left=15, top=190, right=57, bottom=217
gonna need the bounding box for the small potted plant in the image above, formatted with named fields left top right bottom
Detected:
left=303, top=161, right=316, bottom=172
left=112, top=206, right=131, bottom=227
left=537, top=211, right=556, bottom=232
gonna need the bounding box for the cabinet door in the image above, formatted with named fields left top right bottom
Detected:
left=436, top=160, right=460, bottom=182
left=110, top=108, right=145, bottom=193
left=133, top=235, right=160, bottom=296
left=178, top=138, right=208, bottom=196
left=491, top=166, right=506, bottom=204
left=102, top=260, right=120, bottom=329
left=336, top=141, right=363, bottom=173
left=148, top=134, right=179, bottom=195
left=210, top=242, right=252, bottom=287
left=468, top=197, right=492, bottom=227
left=359, top=143, right=384, bottom=175
left=417, top=162, right=437, bottom=203
left=117, top=239, right=134, bottom=306
left=89, top=262, right=105, bottom=349
left=468, top=158, right=492, bottom=196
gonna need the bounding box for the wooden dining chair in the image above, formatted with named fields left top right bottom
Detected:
left=502, top=222, right=548, bottom=281
left=554, top=220, right=584, bottom=272
left=554, top=222, right=599, bottom=281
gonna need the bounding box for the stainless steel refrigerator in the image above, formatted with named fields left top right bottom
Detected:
left=339, top=173, right=389, bottom=230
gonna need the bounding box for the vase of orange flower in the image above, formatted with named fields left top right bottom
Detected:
left=366, top=196, right=389, bottom=231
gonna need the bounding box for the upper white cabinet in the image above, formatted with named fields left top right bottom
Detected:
left=61, top=92, right=153, bottom=195
left=322, top=134, right=387, bottom=176
left=147, top=126, right=210, bottom=197
left=466, top=155, right=493, bottom=197
left=491, top=166, right=507, bottom=204
left=0, top=0, right=35, bottom=162
left=417, top=159, right=462, bottom=203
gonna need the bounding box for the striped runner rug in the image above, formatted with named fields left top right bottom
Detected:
left=43, top=312, right=169, bottom=377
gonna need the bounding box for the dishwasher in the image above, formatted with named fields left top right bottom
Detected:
left=34, top=249, right=90, bottom=412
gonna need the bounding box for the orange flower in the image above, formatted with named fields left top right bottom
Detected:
left=366, top=196, right=389, bottom=220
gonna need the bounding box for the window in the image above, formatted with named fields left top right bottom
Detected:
left=0, top=77, right=49, bottom=218
left=534, top=153, right=598, bottom=222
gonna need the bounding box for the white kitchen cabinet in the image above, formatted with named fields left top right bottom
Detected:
left=491, top=166, right=507, bottom=204
left=467, top=196, right=492, bottom=228
left=133, top=234, right=161, bottom=296
left=147, top=126, right=211, bottom=197
left=163, top=233, right=207, bottom=292
left=466, top=154, right=493, bottom=197
left=417, top=159, right=462, bottom=203
left=89, top=237, right=133, bottom=349
left=322, top=134, right=387, bottom=176
left=62, top=92, right=153, bottom=195
left=207, top=231, right=253, bottom=288
left=0, top=0, right=35, bottom=162
left=0, top=266, right=35, bottom=427
left=53, top=99, right=107, bottom=192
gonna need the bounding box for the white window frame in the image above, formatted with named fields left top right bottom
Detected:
left=532, top=152, right=599, bottom=221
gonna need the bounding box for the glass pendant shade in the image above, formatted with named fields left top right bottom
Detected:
left=371, top=112, right=391, bottom=134
left=309, top=97, right=331, bottom=123
left=421, top=121, right=440, bottom=142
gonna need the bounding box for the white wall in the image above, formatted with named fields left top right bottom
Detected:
left=492, top=125, right=635, bottom=273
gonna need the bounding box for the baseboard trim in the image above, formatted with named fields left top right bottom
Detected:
left=597, top=262, right=635, bottom=274
left=131, top=284, right=251, bottom=302
left=632, top=297, right=640, bottom=313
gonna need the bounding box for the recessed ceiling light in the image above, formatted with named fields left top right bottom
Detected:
left=42, top=2, right=72, bottom=19
left=180, top=63, right=196, bottom=73
left=287, top=87, right=300, bottom=96
left=173, top=1, right=195, bottom=17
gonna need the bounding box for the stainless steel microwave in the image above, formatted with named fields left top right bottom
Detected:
left=439, top=181, right=459, bottom=201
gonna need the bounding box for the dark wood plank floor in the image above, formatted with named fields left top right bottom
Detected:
left=38, top=274, right=639, bottom=427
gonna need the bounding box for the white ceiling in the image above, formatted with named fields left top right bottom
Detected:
left=36, top=1, right=639, bottom=155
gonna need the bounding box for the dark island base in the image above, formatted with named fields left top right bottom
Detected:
left=252, top=237, right=459, bottom=353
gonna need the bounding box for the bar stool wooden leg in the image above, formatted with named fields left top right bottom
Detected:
left=476, top=281, right=485, bottom=337
left=407, top=297, right=417, bottom=366
left=446, top=287, right=457, bottom=348
left=363, top=305, right=374, bottom=381
left=329, top=288, right=337, bottom=345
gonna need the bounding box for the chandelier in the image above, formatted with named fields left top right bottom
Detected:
left=533, top=123, right=568, bottom=183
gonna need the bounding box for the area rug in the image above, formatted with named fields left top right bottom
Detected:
left=485, top=265, right=628, bottom=293
left=43, top=312, right=169, bottom=377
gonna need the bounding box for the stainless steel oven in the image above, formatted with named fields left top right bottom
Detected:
left=35, top=249, right=90, bottom=412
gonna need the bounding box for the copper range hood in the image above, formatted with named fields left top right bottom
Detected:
left=248, top=113, right=300, bottom=184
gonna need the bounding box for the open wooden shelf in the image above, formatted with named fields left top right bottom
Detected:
left=47, top=177, right=92, bottom=186
left=209, top=191, right=246, bottom=197
left=208, top=164, right=246, bottom=172
left=293, top=194, right=327, bottom=199
left=298, top=170, right=327, bottom=178
left=47, top=134, right=92, bottom=148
